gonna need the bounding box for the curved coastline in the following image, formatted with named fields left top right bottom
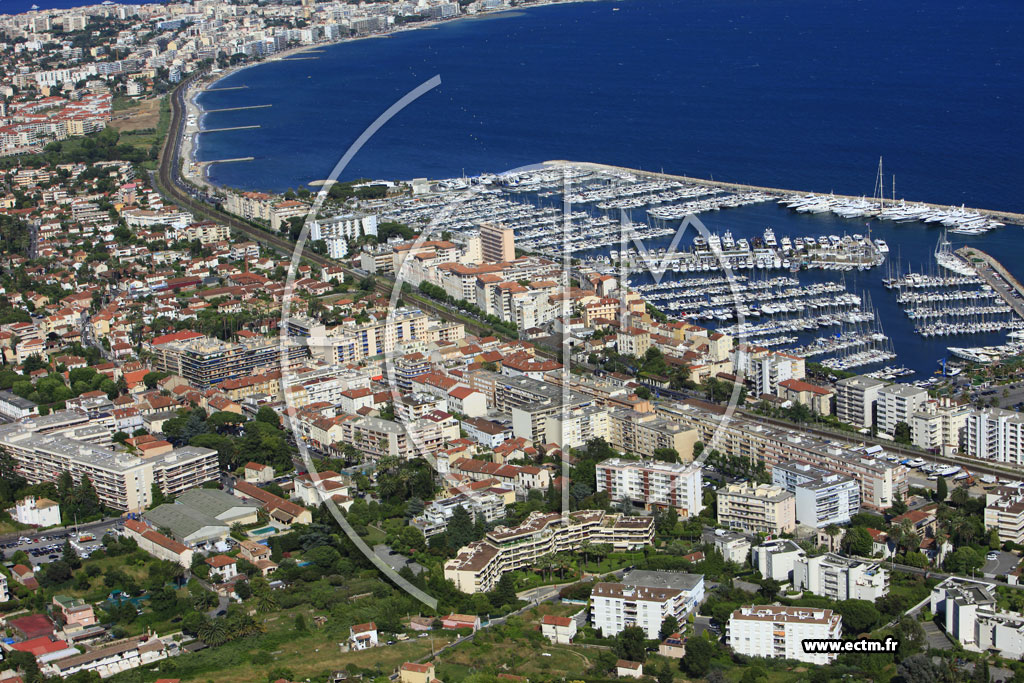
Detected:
left=184, top=0, right=598, bottom=186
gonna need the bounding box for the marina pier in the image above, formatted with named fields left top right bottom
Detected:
left=956, top=247, right=1024, bottom=320
left=196, top=125, right=261, bottom=134
left=203, top=104, right=273, bottom=113
left=545, top=160, right=1024, bottom=228
left=202, top=85, right=248, bottom=92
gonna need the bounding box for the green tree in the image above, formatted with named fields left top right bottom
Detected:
left=893, top=615, right=925, bottom=659
left=61, top=540, right=82, bottom=570
left=447, top=505, right=476, bottom=550
left=255, top=406, right=280, bottom=426
left=836, top=599, right=881, bottom=635
left=840, top=526, right=874, bottom=556
left=945, top=546, right=983, bottom=575
left=613, top=625, right=647, bottom=663
left=681, top=635, right=714, bottom=677
left=935, top=475, right=948, bottom=502
left=893, top=421, right=912, bottom=445
left=149, top=482, right=168, bottom=509
left=659, top=614, right=679, bottom=641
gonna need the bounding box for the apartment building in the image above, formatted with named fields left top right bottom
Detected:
left=495, top=375, right=593, bottom=444
left=544, top=405, right=610, bottom=448
left=777, top=379, right=833, bottom=416
left=727, top=605, right=843, bottom=665
left=655, top=400, right=908, bottom=511
left=717, top=483, right=796, bottom=535
left=771, top=461, right=860, bottom=528
left=350, top=308, right=429, bottom=359
left=910, top=398, right=970, bottom=454
left=596, top=458, right=703, bottom=517
left=752, top=539, right=806, bottom=583
left=147, top=332, right=307, bottom=388
left=877, top=383, right=929, bottom=436
left=835, top=375, right=886, bottom=429
left=444, top=510, right=654, bottom=593
left=347, top=416, right=445, bottom=460
left=449, top=458, right=550, bottom=495
left=591, top=570, right=705, bottom=639
left=794, top=554, right=889, bottom=602
left=479, top=221, right=515, bottom=263
left=750, top=351, right=805, bottom=398
left=410, top=492, right=506, bottom=538
left=0, top=389, right=39, bottom=420
left=608, top=409, right=698, bottom=461
left=984, top=486, right=1024, bottom=545
left=178, top=221, right=231, bottom=244
left=930, top=577, right=1024, bottom=660
left=223, top=191, right=273, bottom=222
left=0, top=423, right=217, bottom=512
left=965, top=408, right=1024, bottom=465
left=705, top=529, right=751, bottom=565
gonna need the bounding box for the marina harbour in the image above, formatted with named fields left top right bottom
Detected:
left=381, top=163, right=1024, bottom=381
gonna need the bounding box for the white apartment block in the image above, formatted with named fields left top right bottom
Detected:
left=444, top=510, right=654, bottom=593
left=965, top=408, right=1024, bottom=465
left=876, top=383, right=929, bottom=436
left=655, top=401, right=907, bottom=511
left=931, top=578, right=1024, bottom=660
left=793, top=554, right=889, bottom=601
left=592, top=570, right=705, bottom=639
left=727, top=605, right=842, bottom=665
left=0, top=420, right=218, bottom=512
left=910, top=398, right=970, bottom=454
left=984, top=486, right=1024, bottom=545
left=707, top=529, right=752, bottom=565
left=544, top=405, right=610, bottom=449
left=411, top=492, right=506, bottom=538
left=834, top=375, right=886, bottom=429
left=596, top=458, right=703, bottom=517
left=717, top=483, right=796, bottom=535
left=752, top=539, right=806, bottom=583
left=750, top=352, right=805, bottom=398
left=771, top=461, right=860, bottom=528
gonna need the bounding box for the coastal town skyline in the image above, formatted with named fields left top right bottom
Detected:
left=1, top=1, right=1024, bottom=683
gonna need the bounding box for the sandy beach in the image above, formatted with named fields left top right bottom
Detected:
left=180, top=0, right=605, bottom=189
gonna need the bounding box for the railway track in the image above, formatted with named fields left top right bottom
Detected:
left=155, top=78, right=504, bottom=340
left=740, top=410, right=1024, bottom=482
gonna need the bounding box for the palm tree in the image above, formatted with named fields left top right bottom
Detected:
left=580, top=540, right=593, bottom=569
left=228, top=613, right=265, bottom=637
left=254, top=591, right=279, bottom=614
left=894, top=518, right=918, bottom=554
left=197, top=618, right=230, bottom=646
left=950, top=485, right=970, bottom=508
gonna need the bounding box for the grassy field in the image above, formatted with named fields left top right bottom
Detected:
left=164, top=611, right=456, bottom=683
left=0, top=519, right=28, bottom=534
left=110, top=97, right=162, bottom=132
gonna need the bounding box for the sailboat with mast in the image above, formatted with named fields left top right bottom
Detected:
left=934, top=230, right=975, bottom=276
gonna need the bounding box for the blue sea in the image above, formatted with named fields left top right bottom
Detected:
left=193, top=0, right=1024, bottom=377
left=0, top=0, right=150, bottom=15
left=196, top=0, right=1023, bottom=211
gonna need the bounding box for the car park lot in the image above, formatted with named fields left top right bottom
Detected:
left=1, top=519, right=124, bottom=567
left=983, top=550, right=1020, bottom=578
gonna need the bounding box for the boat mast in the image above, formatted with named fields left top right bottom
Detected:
left=874, top=157, right=884, bottom=210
